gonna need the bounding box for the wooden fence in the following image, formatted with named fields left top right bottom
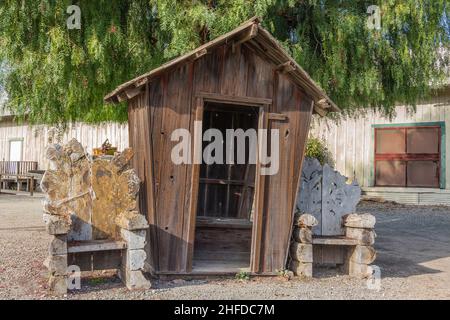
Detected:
left=0, top=161, right=38, bottom=176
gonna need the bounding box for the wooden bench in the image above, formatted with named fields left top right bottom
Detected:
left=66, top=240, right=128, bottom=272
left=0, top=161, right=38, bottom=195
left=67, top=240, right=128, bottom=253
left=312, top=236, right=358, bottom=246
left=311, top=236, right=359, bottom=268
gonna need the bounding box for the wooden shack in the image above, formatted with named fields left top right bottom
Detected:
left=104, top=17, right=338, bottom=276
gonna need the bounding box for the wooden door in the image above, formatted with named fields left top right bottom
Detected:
left=186, top=96, right=268, bottom=272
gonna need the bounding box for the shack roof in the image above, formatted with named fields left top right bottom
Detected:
left=104, top=17, right=339, bottom=114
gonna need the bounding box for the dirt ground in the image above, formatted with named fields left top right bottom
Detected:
left=0, top=193, right=449, bottom=300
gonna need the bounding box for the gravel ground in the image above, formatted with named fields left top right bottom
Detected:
left=0, top=193, right=449, bottom=300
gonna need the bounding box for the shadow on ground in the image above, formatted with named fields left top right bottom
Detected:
left=357, top=200, right=450, bottom=279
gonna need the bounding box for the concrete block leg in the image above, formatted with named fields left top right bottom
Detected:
left=119, top=224, right=151, bottom=290
left=119, top=248, right=151, bottom=290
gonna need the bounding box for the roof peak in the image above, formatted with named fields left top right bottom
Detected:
left=104, top=17, right=339, bottom=114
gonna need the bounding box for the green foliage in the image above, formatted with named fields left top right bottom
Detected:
left=88, top=277, right=107, bottom=286
left=305, top=137, right=333, bottom=166
left=0, top=0, right=164, bottom=124
left=235, top=271, right=250, bottom=281
left=0, top=1, right=448, bottom=124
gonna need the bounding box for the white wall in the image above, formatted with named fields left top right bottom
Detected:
left=0, top=120, right=129, bottom=170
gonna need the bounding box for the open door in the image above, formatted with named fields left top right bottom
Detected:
left=192, top=101, right=260, bottom=273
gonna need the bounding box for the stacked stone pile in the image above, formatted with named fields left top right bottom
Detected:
left=289, top=213, right=318, bottom=277
left=343, top=213, right=377, bottom=278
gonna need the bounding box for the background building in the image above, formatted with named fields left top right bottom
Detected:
left=311, top=85, right=450, bottom=205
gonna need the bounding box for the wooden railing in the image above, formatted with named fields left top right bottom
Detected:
left=0, top=161, right=38, bottom=176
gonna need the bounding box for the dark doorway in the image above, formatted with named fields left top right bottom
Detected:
left=193, top=102, right=259, bottom=272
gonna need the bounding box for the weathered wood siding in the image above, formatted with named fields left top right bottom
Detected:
left=258, top=73, right=313, bottom=272
left=0, top=120, right=129, bottom=170
left=310, top=87, right=450, bottom=190
left=128, top=43, right=314, bottom=274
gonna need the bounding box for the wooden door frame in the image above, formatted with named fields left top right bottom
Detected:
left=250, top=104, right=269, bottom=273
left=185, top=93, right=271, bottom=273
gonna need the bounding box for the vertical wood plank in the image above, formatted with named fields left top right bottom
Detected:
left=250, top=105, right=268, bottom=273
left=258, top=72, right=314, bottom=273
left=185, top=98, right=203, bottom=271
left=155, top=64, right=192, bottom=272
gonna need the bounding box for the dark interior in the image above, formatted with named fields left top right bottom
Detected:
left=193, top=102, right=259, bottom=272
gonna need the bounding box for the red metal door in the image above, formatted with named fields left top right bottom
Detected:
left=374, top=126, right=440, bottom=188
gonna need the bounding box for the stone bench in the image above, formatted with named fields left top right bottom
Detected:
left=289, top=213, right=376, bottom=278
left=42, top=139, right=151, bottom=295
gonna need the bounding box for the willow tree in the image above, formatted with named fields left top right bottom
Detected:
left=0, top=0, right=448, bottom=124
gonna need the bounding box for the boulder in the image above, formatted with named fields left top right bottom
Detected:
left=44, top=214, right=71, bottom=235
left=112, top=148, right=134, bottom=170
left=119, top=269, right=151, bottom=290
left=123, top=249, right=146, bottom=271
left=347, top=262, right=374, bottom=279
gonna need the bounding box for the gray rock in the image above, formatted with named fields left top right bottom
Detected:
left=48, top=235, right=67, bottom=255
left=44, top=254, right=68, bottom=276
left=124, top=249, right=146, bottom=271
left=44, top=215, right=70, bottom=235
left=119, top=269, right=151, bottom=290
left=292, top=227, right=313, bottom=244
left=121, top=229, right=146, bottom=250
left=294, top=213, right=318, bottom=228
left=116, top=211, right=149, bottom=230
left=346, top=228, right=376, bottom=245
left=343, top=213, right=376, bottom=229
left=48, top=275, right=67, bottom=295
left=289, top=260, right=313, bottom=277
left=289, top=243, right=313, bottom=263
